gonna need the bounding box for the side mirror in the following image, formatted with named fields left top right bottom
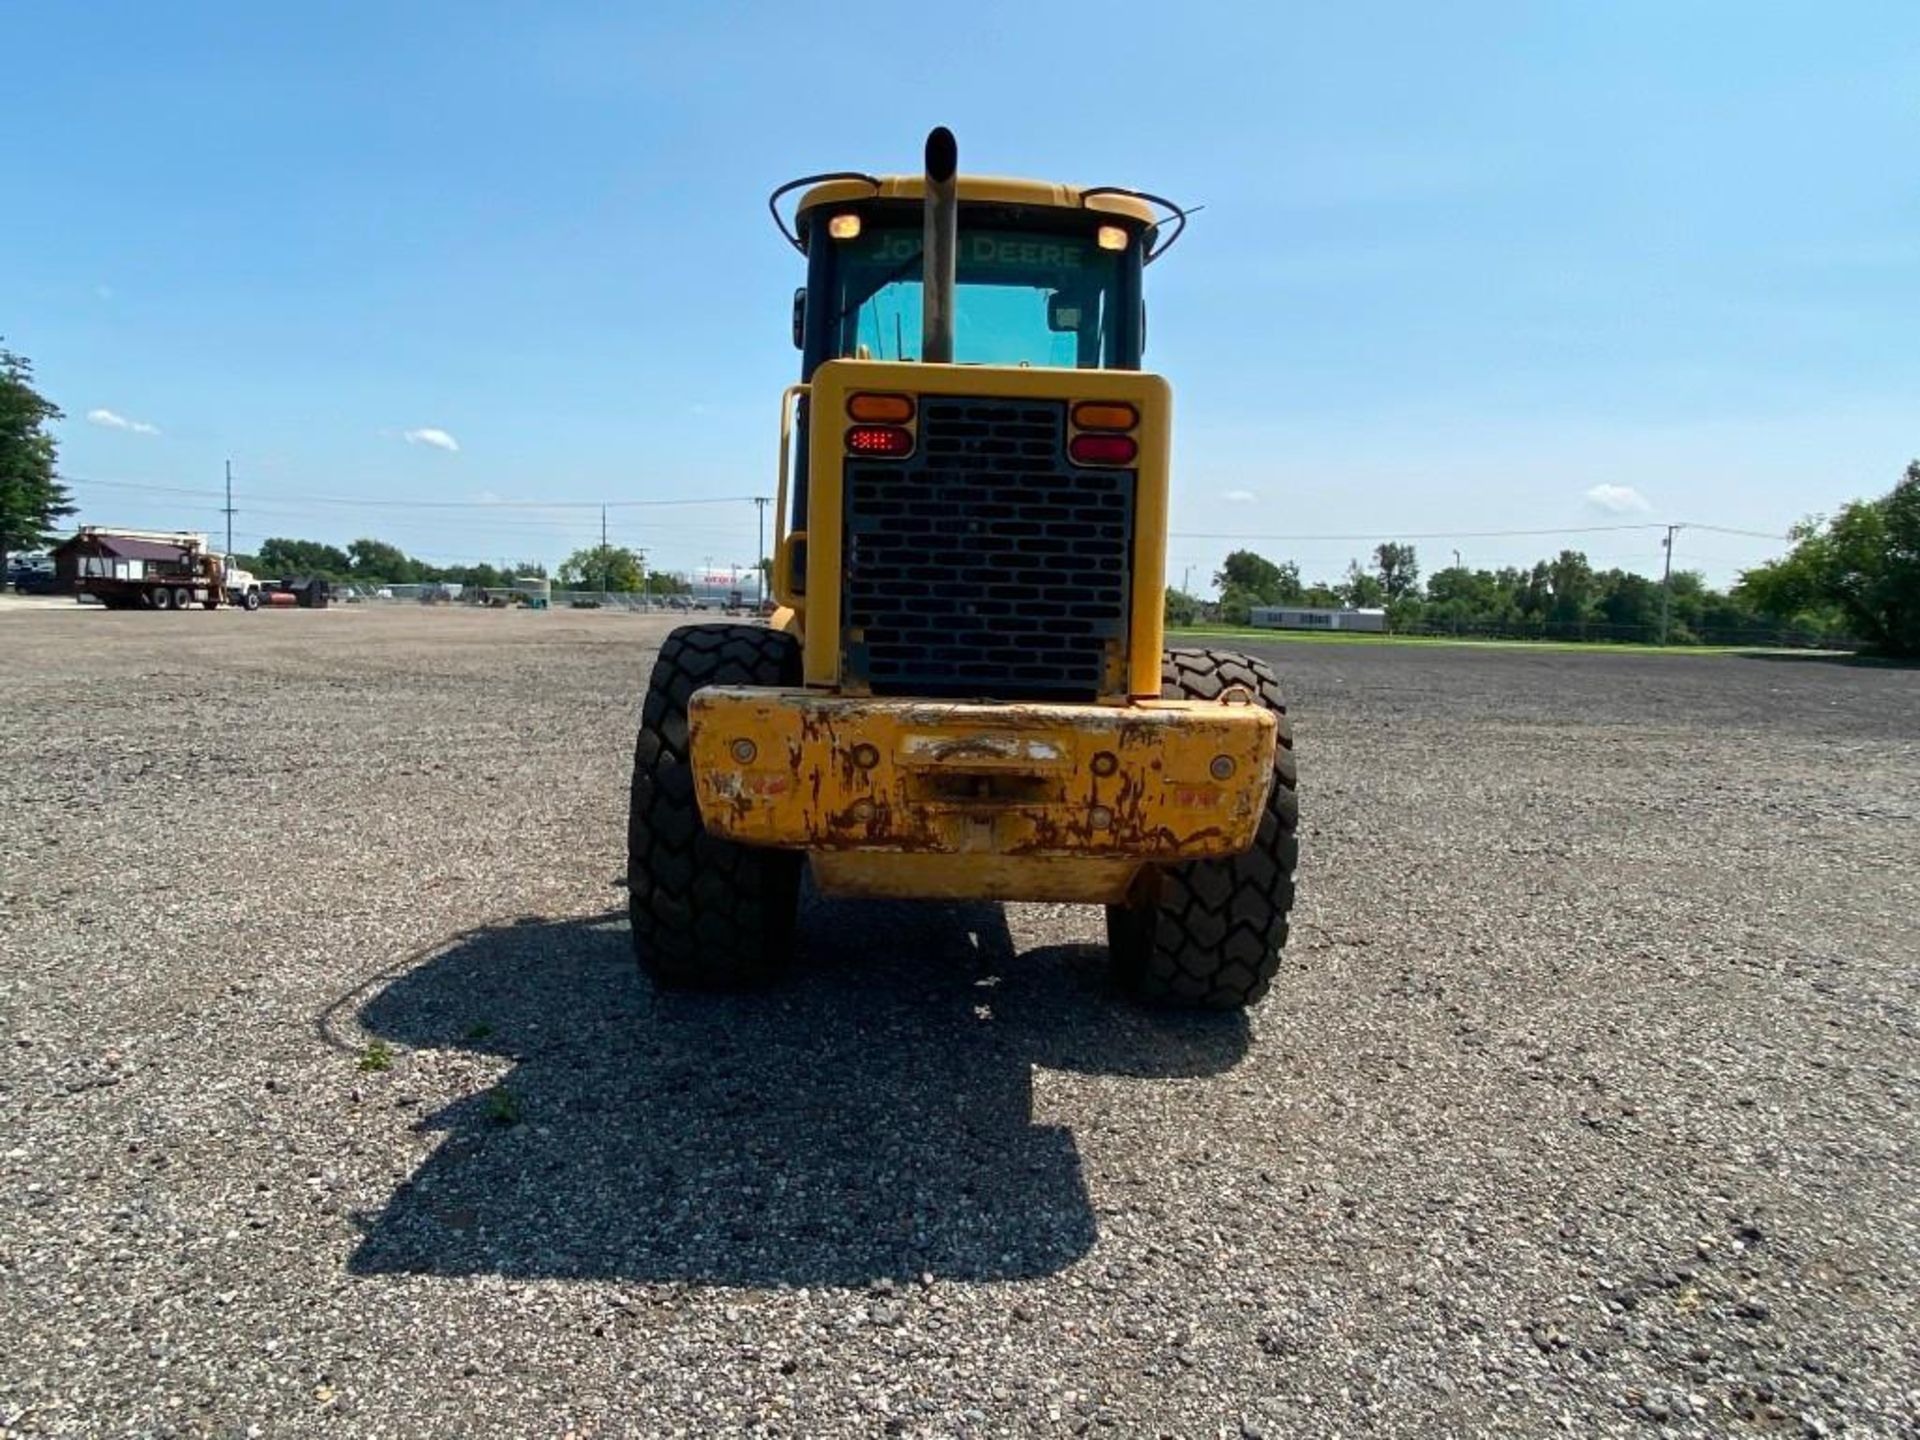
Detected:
left=1046, top=291, right=1084, bottom=333
left=792, top=288, right=807, bottom=349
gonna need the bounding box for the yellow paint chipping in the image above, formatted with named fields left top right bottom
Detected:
left=688, top=688, right=1275, bottom=901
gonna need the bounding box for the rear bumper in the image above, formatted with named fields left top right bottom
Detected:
left=688, top=688, right=1276, bottom=878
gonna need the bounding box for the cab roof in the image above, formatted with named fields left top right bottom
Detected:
left=795, top=174, right=1159, bottom=228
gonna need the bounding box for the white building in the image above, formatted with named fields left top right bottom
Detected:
left=1248, top=605, right=1387, bottom=633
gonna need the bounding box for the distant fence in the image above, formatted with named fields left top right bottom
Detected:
left=350, top=584, right=754, bottom=614
left=1394, top=618, right=1850, bottom=649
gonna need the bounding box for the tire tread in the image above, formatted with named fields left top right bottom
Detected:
left=1107, top=648, right=1299, bottom=1010
left=628, top=624, right=802, bottom=988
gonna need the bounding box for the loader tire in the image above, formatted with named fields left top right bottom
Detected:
left=1106, top=649, right=1298, bottom=1010
left=628, top=623, right=803, bottom=989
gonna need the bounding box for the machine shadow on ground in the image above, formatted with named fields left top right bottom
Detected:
left=345, top=895, right=1248, bottom=1286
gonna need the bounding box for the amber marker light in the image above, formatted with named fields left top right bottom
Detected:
left=1071, top=400, right=1138, bottom=431
left=1096, top=225, right=1129, bottom=251
left=847, top=392, right=915, bottom=423
left=827, top=213, right=863, bottom=240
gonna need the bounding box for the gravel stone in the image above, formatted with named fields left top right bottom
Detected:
left=1, top=605, right=1916, bottom=1438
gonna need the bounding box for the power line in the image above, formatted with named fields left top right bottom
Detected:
left=63, top=473, right=1795, bottom=544
left=1681, top=522, right=1793, bottom=541
left=1168, top=522, right=1670, bottom=542
left=58, top=474, right=758, bottom=511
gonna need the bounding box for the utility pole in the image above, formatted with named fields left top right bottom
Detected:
left=1182, top=564, right=1192, bottom=595
left=601, top=505, right=609, bottom=595
left=1451, top=548, right=1462, bottom=571
left=222, top=460, right=236, bottom=557
left=1658, top=523, right=1681, bottom=646
left=755, top=496, right=770, bottom=602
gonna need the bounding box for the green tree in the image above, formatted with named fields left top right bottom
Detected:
left=255, top=537, right=350, bottom=577
left=1595, top=569, right=1663, bottom=632
left=1213, top=550, right=1302, bottom=604
left=1545, top=550, right=1597, bottom=625
left=1373, top=542, right=1420, bottom=602
left=559, top=543, right=645, bottom=592
left=1337, top=560, right=1386, bottom=608
left=1164, top=587, right=1201, bottom=627
left=347, top=537, right=419, bottom=583
left=1213, top=549, right=1303, bottom=623
left=1425, top=566, right=1513, bottom=630
left=0, top=347, right=74, bottom=571
left=1215, top=585, right=1254, bottom=626
left=1739, top=462, right=1920, bottom=655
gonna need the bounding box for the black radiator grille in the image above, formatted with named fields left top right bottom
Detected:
left=843, top=396, right=1134, bottom=700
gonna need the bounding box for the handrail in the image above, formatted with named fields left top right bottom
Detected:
left=773, top=383, right=809, bottom=605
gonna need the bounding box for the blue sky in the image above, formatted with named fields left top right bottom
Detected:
left=7, top=2, right=1916, bottom=588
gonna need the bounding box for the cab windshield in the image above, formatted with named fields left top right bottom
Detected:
left=828, top=223, right=1130, bottom=369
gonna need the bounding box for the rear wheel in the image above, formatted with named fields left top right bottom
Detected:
left=172, top=587, right=194, bottom=611
left=152, top=587, right=174, bottom=611
left=628, top=623, right=804, bottom=988
left=1106, top=649, right=1299, bottom=1010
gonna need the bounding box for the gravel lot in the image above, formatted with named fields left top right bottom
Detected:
left=2, top=603, right=1915, bottom=1438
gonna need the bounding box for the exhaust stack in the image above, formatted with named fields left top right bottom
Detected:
left=921, top=127, right=958, bottom=364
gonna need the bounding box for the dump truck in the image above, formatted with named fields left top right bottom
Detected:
left=63, top=528, right=262, bottom=610
left=628, top=129, right=1297, bottom=1009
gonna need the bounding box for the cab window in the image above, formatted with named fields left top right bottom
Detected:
left=829, top=224, right=1129, bottom=369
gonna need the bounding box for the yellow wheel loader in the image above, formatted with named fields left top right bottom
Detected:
left=629, top=129, right=1297, bottom=1008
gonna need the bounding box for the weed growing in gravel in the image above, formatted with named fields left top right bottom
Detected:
left=485, top=1086, right=521, bottom=1125
left=357, top=1041, right=393, bottom=1074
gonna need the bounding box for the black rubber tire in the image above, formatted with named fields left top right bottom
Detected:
left=242, top=590, right=261, bottom=612
left=1106, top=648, right=1299, bottom=1010
left=172, top=588, right=194, bottom=611
left=152, top=587, right=174, bottom=611
left=628, top=623, right=804, bottom=988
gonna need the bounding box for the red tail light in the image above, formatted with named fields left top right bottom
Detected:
left=1069, top=433, right=1137, bottom=466
left=846, top=425, right=914, bottom=457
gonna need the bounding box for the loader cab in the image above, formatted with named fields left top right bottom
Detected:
left=792, top=198, right=1148, bottom=378
left=776, top=176, right=1175, bottom=537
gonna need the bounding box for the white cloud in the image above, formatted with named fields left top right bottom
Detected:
left=1222, top=489, right=1258, bottom=504
left=1584, top=482, right=1650, bottom=514
left=87, top=407, right=160, bottom=436
left=403, top=427, right=460, bottom=452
